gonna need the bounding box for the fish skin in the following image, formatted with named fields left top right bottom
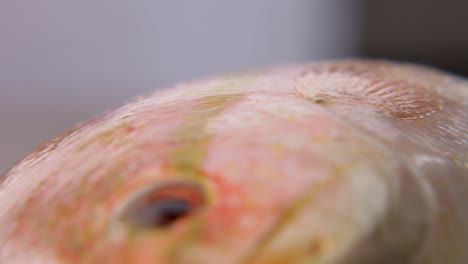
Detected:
left=0, top=59, right=466, bottom=264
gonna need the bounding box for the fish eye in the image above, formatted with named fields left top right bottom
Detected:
left=119, top=182, right=205, bottom=229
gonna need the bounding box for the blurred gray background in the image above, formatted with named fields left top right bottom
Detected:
left=0, top=0, right=467, bottom=174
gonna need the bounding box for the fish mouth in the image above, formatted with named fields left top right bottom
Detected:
left=236, top=160, right=431, bottom=264
left=237, top=173, right=344, bottom=264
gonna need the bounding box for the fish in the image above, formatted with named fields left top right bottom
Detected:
left=0, top=59, right=466, bottom=264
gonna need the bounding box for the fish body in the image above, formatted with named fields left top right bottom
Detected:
left=0, top=60, right=467, bottom=263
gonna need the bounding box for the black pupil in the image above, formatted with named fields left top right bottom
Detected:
left=133, top=198, right=192, bottom=228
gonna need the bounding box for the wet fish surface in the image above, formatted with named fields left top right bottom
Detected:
left=0, top=59, right=467, bottom=264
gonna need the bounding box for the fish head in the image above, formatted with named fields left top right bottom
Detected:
left=0, top=60, right=466, bottom=264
